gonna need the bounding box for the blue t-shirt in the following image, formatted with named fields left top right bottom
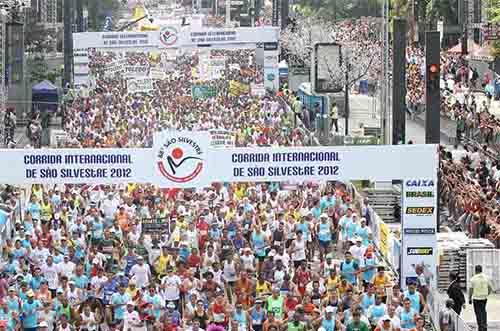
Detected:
left=92, top=220, right=104, bottom=239
left=111, top=292, right=130, bottom=320
left=22, top=300, right=41, bottom=328
left=144, top=294, right=163, bottom=320
left=252, top=232, right=266, bottom=257
left=71, top=274, right=89, bottom=290
left=30, top=276, right=45, bottom=291
left=26, top=203, right=41, bottom=220
left=321, top=197, right=336, bottom=211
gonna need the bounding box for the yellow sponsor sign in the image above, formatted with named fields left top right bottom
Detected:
left=379, top=221, right=390, bottom=257
left=229, top=80, right=250, bottom=96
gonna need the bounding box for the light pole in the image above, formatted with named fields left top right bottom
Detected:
left=344, top=59, right=350, bottom=136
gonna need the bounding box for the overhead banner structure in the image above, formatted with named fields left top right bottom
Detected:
left=72, top=27, right=279, bottom=86
left=0, top=133, right=437, bottom=186
left=401, top=178, right=438, bottom=289
left=0, top=131, right=439, bottom=292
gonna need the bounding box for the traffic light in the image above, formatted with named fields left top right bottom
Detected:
left=426, top=63, right=440, bottom=91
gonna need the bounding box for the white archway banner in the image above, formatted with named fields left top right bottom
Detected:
left=0, top=131, right=438, bottom=187
left=0, top=131, right=439, bottom=288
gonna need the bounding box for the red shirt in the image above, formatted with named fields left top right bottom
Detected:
left=187, top=254, right=201, bottom=268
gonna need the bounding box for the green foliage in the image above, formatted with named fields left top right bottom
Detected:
left=488, top=0, right=500, bottom=57
left=28, top=55, right=61, bottom=84
left=294, top=0, right=382, bottom=20
left=390, top=0, right=409, bottom=18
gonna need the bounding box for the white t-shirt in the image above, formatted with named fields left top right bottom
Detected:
left=161, top=275, right=182, bottom=301
left=349, top=245, right=366, bottom=262
left=124, top=310, right=146, bottom=331
left=80, top=311, right=97, bottom=331
left=58, top=261, right=76, bottom=278
left=41, top=263, right=59, bottom=290
left=130, top=264, right=151, bottom=288
left=102, top=198, right=120, bottom=219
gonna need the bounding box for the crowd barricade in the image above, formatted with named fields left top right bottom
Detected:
left=0, top=188, right=22, bottom=255
left=278, top=95, right=320, bottom=146
left=350, top=182, right=401, bottom=279
left=428, top=289, right=473, bottom=331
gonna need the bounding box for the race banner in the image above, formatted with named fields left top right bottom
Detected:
left=191, top=84, right=217, bottom=99
left=251, top=83, right=266, bottom=96
left=229, top=80, right=250, bottom=96
left=209, top=56, right=226, bottom=79
left=209, top=129, right=235, bottom=148
left=124, top=65, right=150, bottom=78
left=127, top=78, right=154, bottom=94
left=104, top=59, right=127, bottom=77
left=150, top=68, right=166, bottom=80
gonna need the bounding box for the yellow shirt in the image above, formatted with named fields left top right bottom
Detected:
left=41, top=202, right=53, bottom=220
left=126, top=287, right=138, bottom=299
left=470, top=273, right=491, bottom=300
left=326, top=275, right=340, bottom=290
left=155, top=254, right=171, bottom=275
left=256, top=281, right=272, bottom=296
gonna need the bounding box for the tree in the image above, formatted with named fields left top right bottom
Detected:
left=487, top=0, right=500, bottom=57
left=280, top=16, right=381, bottom=88
left=25, top=28, right=60, bottom=84
left=293, top=0, right=381, bottom=20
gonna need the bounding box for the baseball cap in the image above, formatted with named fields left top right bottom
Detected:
left=38, top=321, right=48, bottom=328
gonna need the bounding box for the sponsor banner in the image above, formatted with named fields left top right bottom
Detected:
left=401, top=177, right=438, bottom=289
left=404, top=228, right=436, bottom=235
left=152, top=131, right=211, bottom=188
left=402, top=234, right=437, bottom=288
left=405, top=206, right=435, bottom=215
left=191, top=84, right=217, bottom=99
left=407, top=247, right=433, bottom=255
left=229, top=80, right=250, bottom=96
left=405, top=191, right=434, bottom=198
left=0, top=137, right=438, bottom=189
left=127, top=78, right=154, bottom=94
left=379, top=221, right=390, bottom=257
left=209, top=129, right=235, bottom=148
left=124, top=65, right=150, bottom=78
left=251, top=83, right=266, bottom=96
left=150, top=68, right=166, bottom=80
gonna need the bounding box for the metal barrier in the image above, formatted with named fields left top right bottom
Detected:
left=428, top=289, right=473, bottom=331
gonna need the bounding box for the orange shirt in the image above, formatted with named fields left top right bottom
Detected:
left=117, top=212, right=129, bottom=231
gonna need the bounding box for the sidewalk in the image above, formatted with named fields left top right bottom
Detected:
left=413, top=112, right=457, bottom=144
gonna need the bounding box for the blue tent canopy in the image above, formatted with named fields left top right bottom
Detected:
left=32, top=80, right=59, bottom=112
